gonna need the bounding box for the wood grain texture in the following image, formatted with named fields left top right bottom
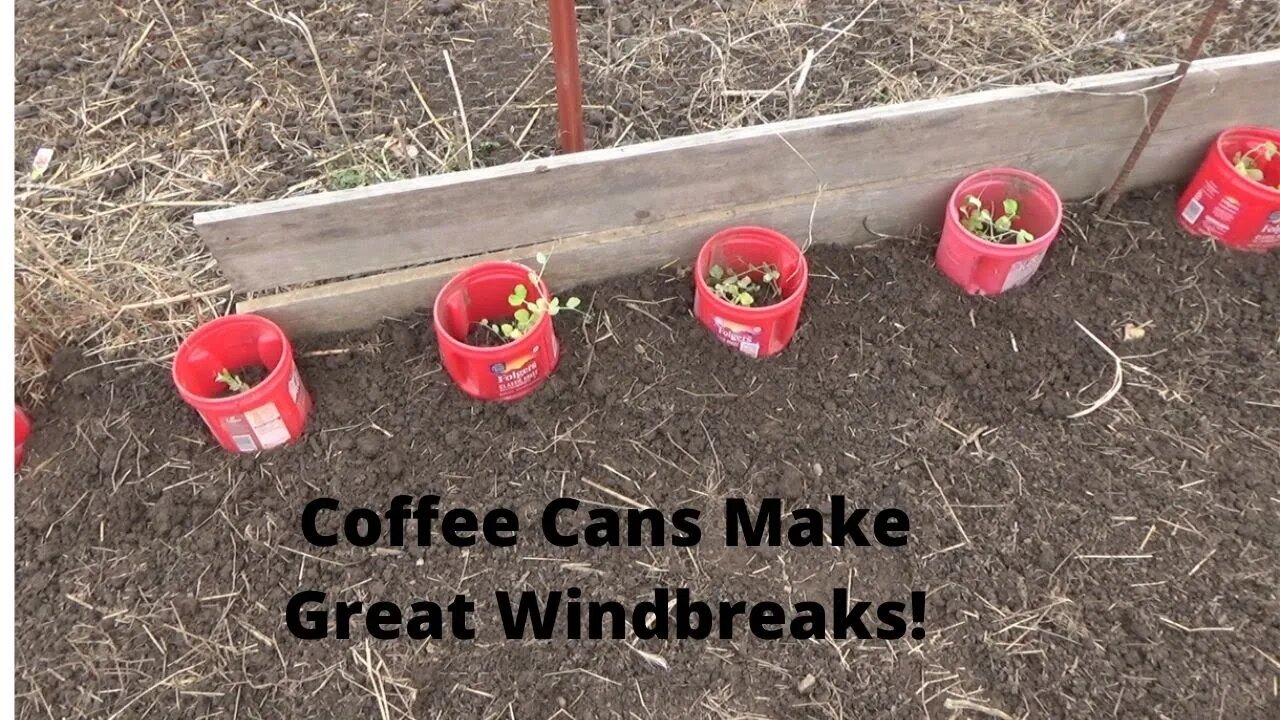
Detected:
left=241, top=125, right=1260, bottom=335
left=236, top=52, right=1280, bottom=334
left=205, top=51, right=1279, bottom=292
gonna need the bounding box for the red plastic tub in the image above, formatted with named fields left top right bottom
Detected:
left=434, top=261, right=560, bottom=401
left=935, top=168, right=1063, bottom=295
left=1177, top=126, right=1280, bottom=252
left=15, top=407, right=31, bottom=469
left=173, top=315, right=312, bottom=453
left=693, top=226, right=809, bottom=358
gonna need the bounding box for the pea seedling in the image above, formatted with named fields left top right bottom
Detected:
left=960, top=195, right=1036, bottom=245
left=480, top=252, right=582, bottom=342
left=708, top=263, right=782, bottom=307
left=1232, top=141, right=1280, bottom=190
left=216, top=369, right=252, bottom=394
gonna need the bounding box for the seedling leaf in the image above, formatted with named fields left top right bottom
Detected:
left=483, top=253, right=585, bottom=343
left=216, top=369, right=252, bottom=394
left=1235, top=143, right=1278, bottom=186
left=961, top=194, right=1036, bottom=247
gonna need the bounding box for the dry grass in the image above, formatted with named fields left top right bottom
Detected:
left=13, top=0, right=1280, bottom=400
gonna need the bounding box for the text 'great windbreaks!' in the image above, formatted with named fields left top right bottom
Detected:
left=285, top=494, right=926, bottom=641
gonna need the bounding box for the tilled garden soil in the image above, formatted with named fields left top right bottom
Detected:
left=16, top=190, right=1280, bottom=719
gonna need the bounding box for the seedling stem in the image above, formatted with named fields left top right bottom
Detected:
left=216, top=369, right=252, bottom=394
left=960, top=195, right=1036, bottom=245
left=1232, top=141, right=1280, bottom=190
left=480, top=253, right=582, bottom=342
left=708, top=263, right=783, bottom=307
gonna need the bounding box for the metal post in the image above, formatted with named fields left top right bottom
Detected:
left=1096, top=0, right=1230, bottom=219
left=548, top=0, right=586, bottom=153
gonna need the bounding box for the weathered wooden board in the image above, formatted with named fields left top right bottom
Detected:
left=205, top=51, right=1280, bottom=294
left=240, top=111, right=1274, bottom=334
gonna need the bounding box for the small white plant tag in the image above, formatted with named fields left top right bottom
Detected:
left=30, top=147, right=54, bottom=180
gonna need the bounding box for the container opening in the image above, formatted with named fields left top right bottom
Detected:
left=705, top=234, right=805, bottom=298
left=181, top=323, right=287, bottom=400
left=438, top=267, right=549, bottom=344
left=954, top=175, right=1059, bottom=240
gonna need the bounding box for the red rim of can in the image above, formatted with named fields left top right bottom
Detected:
left=1212, top=126, right=1280, bottom=200
left=172, top=314, right=299, bottom=409
left=694, top=227, right=809, bottom=315
left=432, top=261, right=553, bottom=358
left=946, top=167, right=1063, bottom=254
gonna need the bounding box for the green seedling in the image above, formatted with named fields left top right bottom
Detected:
left=960, top=195, right=1036, bottom=245
left=1232, top=141, right=1280, bottom=190
left=328, top=160, right=401, bottom=191
left=708, top=263, right=782, bottom=307
left=480, top=252, right=582, bottom=342
left=216, top=369, right=252, bottom=394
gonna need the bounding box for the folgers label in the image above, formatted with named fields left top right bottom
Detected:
left=218, top=365, right=311, bottom=452
left=490, top=348, right=544, bottom=398
left=711, top=317, right=764, bottom=358
left=1259, top=210, right=1280, bottom=246
left=1001, top=251, right=1047, bottom=292
left=1182, top=184, right=1280, bottom=250
left=1181, top=181, right=1241, bottom=237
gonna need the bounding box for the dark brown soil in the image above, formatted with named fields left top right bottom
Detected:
left=15, top=189, right=1280, bottom=719
left=215, top=364, right=269, bottom=398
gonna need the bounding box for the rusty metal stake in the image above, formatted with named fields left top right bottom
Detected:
left=548, top=0, right=586, bottom=153
left=1095, top=0, right=1230, bottom=219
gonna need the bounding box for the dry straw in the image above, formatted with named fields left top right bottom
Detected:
left=14, top=0, right=1278, bottom=400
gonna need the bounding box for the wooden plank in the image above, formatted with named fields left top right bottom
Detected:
left=240, top=83, right=1276, bottom=335
left=203, top=51, right=1280, bottom=292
